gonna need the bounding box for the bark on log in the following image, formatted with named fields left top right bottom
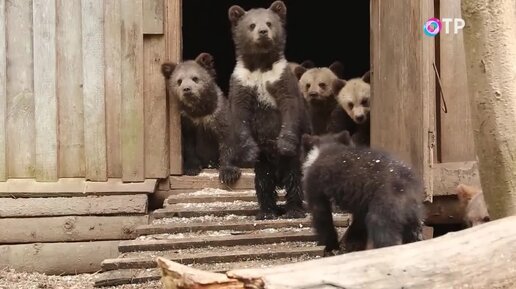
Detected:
left=461, top=0, right=516, bottom=218
left=157, top=216, right=516, bottom=289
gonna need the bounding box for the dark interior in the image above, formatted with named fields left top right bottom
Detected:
left=182, top=0, right=370, bottom=94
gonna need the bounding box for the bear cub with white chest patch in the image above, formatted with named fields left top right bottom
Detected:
left=302, top=131, right=424, bottom=253
left=329, top=71, right=371, bottom=146
left=228, top=1, right=310, bottom=220
left=161, top=53, right=241, bottom=185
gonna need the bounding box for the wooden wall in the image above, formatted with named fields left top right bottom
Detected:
left=0, top=0, right=181, bottom=182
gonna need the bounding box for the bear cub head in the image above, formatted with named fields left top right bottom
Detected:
left=295, top=62, right=343, bottom=103
left=333, top=71, right=371, bottom=124
left=161, top=53, right=219, bottom=116
left=228, top=1, right=287, bottom=56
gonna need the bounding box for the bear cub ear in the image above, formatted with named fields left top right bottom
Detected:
left=269, top=1, right=287, bottom=21
left=228, top=5, right=246, bottom=24
left=195, top=53, right=215, bottom=70
left=294, top=65, right=307, bottom=80
left=362, top=70, right=371, bottom=84
left=329, top=61, right=344, bottom=78
left=161, top=62, right=177, bottom=79
left=332, top=79, right=347, bottom=94
left=333, top=130, right=353, bottom=146
left=300, top=60, right=315, bottom=69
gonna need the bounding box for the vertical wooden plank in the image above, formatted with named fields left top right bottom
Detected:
left=104, top=0, right=122, bottom=178
left=6, top=0, right=36, bottom=178
left=144, top=35, right=168, bottom=178
left=143, top=0, right=164, bottom=34
left=33, top=0, right=58, bottom=181
left=166, top=0, right=182, bottom=175
left=57, top=0, right=85, bottom=177
left=120, top=0, right=144, bottom=181
left=0, top=0, right=6, bottom=181
left=81, top=0, right=107, bottom=181
left=370, top=0, right=434, bottom=189
left=439, top=0, right=475, bottom=162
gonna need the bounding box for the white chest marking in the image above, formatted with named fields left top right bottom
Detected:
left=302, top=147, right=320, bottom=174
left=232, top=58, right=287, bottom=108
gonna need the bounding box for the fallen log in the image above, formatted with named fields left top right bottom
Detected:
left=157, top=216, right=516, bottom=289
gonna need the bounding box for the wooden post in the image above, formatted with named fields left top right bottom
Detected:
left=461, top=0, right=516, bottom=218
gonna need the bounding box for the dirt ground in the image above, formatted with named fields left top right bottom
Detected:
left=0, top=269, right=162, bottom=289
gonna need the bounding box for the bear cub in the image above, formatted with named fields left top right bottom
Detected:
left=329, top=71, right=371, bottom=146
left=456, top=183, right=490, bottom=227
left=301, top=131, right=424, bottom=253
left=161, top=53, right=241, bottom=185
left=228, top=1, right=310, bottom=220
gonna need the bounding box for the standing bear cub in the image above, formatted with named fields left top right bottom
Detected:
left=302, top=131, right=424, bottom=253
left=161, top=53, right=241, bottom=185
left=228, top=1, right=310, bottom=220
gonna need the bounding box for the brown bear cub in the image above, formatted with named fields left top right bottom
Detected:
left=301, top=131, right=424, bottom=253
left=456, top=184, right=490, bottom=227
left=295, top=62, right=344, bottom=135
left=227, top=1, right=311, bottom=220
left=161, top=53, right=241, bottom=185
left=329, top=71, right=371, bottom=146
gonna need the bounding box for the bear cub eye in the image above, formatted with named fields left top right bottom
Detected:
left=192, top=76, right=199, bottom=83
left=305, top=83, right=311, bottom=89
left=177, top=79, right=182, bottom=86
left=266, top=21, right=272, bottom=28
left=361, top=98, right=369, bottom=107
left=249, top=23, right=256, bottom=30
left=318, top=83, right=326, bottom=89
left=348, top=102, right=354, bottom=109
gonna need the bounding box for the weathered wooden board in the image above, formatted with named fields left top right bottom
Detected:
left=95, top=269, right=161, bottom=287
left=143, top=0, right=164, bottom=34
left=169, top=174, right=255, bottom=190
left=0, top=194, right=148, bottom=217
left=121, top=0, right=145, bottom=181
left=432, top=161, right=480, bottom=196
left=0, top=240, right=120, bottom=274
left=136, top=217, right=350, bottom=235
left=438, top=0, right=475, bottom=163
left=119, top=231, right=318, bottom=253
left=57, top=0, right=85, bottom=177
left=144, top=35, right=168, bottom=178
left=102, top=246, right=323, bottom=270
left=0, top=178, right=157, bottom=197
left=104, top=0, right=123, bottom=178
left=1, top=215, right=148, bottom=243
left=166, top=192, right=269, bottom=204
left=151, top=207, right=258, bottom=219
left=165, top=0, right=182, bottom=175
left=82, top=0, right=107, bottom=181
left=33, top=0, right=58, bottom=181
left=0, top=0, right=6, bottom=181
left=6, top=0, right=35, bottom=178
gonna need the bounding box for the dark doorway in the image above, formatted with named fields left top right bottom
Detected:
left=182, top=0, right=371, bottom=94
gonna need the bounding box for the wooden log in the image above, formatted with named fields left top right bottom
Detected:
left=119, top=231, right=318, bottom=253
left=0, top=194, right=147, bottom=217
left=0, top=178, right=157, bottom=197
left=136, top=217, right=350, bottom=235
left=158, top=216, right=516, bottom=289
left=103, top=246, right=323, bottom=271
left=1, top=215, right=148, bottom=243
left=0, top=240, right=120, bottom=275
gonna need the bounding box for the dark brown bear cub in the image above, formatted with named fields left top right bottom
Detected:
left=161, top=53, right=241, bottom=185
left=227, top=1, right=310, bottom=220
left=301, top=131, right=424, bottom=253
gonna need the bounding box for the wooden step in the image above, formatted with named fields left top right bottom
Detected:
left=136, top=216, right=350, bottom=235
left=151, top=206, right=259, bottom=219
left=119, top=230, right=318, bottom=252
left=101, top=245, right=324, bottom=270
left=165, top=189, right=287, bottom=205
left=169, top=170, right=255, bottom=190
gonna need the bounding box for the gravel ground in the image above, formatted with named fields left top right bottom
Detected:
left=0, top=269, right=162, bottom=289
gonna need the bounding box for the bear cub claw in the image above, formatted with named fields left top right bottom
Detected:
left=219, top=166, right=242, bottom=185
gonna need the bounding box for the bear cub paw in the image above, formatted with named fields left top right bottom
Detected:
left=276, top=131, right=298, bottom=156
left=282, top=207, right=306, bottom=219
left=219, top=166, right=242, bottom=185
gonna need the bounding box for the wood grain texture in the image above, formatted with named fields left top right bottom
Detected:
left=120, top=0, right=145, bottom=181
left=57, top=0, right=85, bottom=177
left=0, top=240, right=120, bottom=274
left=104, top=0, right=123, bottom=178
left=432, top=161, right=480, bottom=196
left=0, top=194, right=148, bottom=217
left=33, top=0, right=58, bottom=181
left=144, top=35, right=168, bottom=178
left=143, top=0, right=164, bottom=34
left=439, top=0, right=475, bottom=163
left=0, top=0, right=6, bottom=181
left=6, top=0, right=35, bottom=178
left=165, top=0, right=182, bottom=175
left=82, top=0, right=107, bottom=181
